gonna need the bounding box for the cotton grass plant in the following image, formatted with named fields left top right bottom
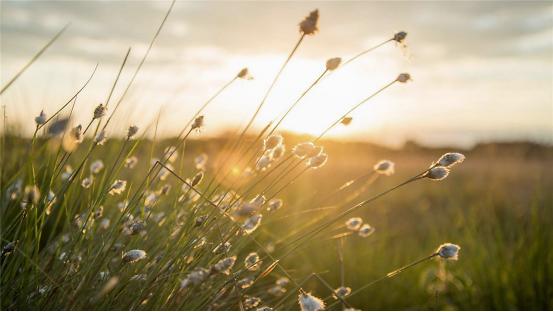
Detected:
left=0, top=3, right=469, bottom=310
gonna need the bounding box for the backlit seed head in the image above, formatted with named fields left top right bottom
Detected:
left=425, top=166, right=450, bottom=181
left=373, top=160, right=395, bottom=176
left=124, top=156, right=138, bottom=169
left=93, top=103, right=107, bottom=119
left=292, top=142, right=316, bottom=158
left=333, top=286, right=351, bottom=299
left=307, top=153, right=328, bottom=169
left=299, top=9, right=319, bottom=35
left=396, top=73, right=412, bottom=83
left=94, top=130, right=107, bottom=145
left=271, top=144, right=286, bottom=160
left=256, top=155, right=272, bottom=171
left=267, top=198, right=283, bottom=212
left=158, top=184, right=171, bottom=196
left=237, top=276, right=255, bottom=289
left=122, top=249, right=147, bottom=263
left=245, top=252, right=262, bottom=271
left=213, top=256, right=237, bottom=275
left=191, top=171, right=204, bottom=186
left=212, top=241, right=231, bottom=254
left=393, top=31, right=407, bottom=43
left=191, top=115, right=204, bottom=131
left=243, top=214, right=262, bottom=234
left=298, top=292, right=325, bottom=311
left=127, top=125, right=139, bottom=139
left=81, top=176, right=93, bottom=189
left=90, top=160, right=104, bottom=174
left=35, top=110, right=47, bottom=126
left=264, top=134, right=283, bottom=151
left=144, top=193, right=158, bottom=207
left=358, top=224, right=375, bottom=237
left=181, top=267, right=210, bottom=289
left=345, top=217, right=363, bottom=231
left=61, top=166, right=73, bottom=181
left=436, top=243, right=461, bottom=260
left=276, top=277, right=290, bottom=287
left=326, top=57, right=341, bottom=71
left=244, top=296, right=262, bottom=309
left=437, top=152, right=465, bottom=168
left=268, top=285, right=286, bottom=297
left=237, top=67, right=253, bottom=80
left=108, top=180, right=127, bottom=195
left=6, top=179, right=22, bottom=201
left=341, top=116, right=353, bottom=126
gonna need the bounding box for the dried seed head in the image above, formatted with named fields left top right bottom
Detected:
left=307, top=153, right=328, bottom=169
left=345, top=217, right=363, bottom=231
left=90, top=160, right=104, bottom=174
left=276, top=277, right=290, bottom=287
left=358, top=224, right=375, bottom=237
left=237, top=67, right=253, bottom=80
left=244, top=252, right=262, bottom=271
left=124, top=156, right=138, bottom=169
left=108, top=180, right=127, bottom=195
left=191, top=115, right=204, bottom=131
left=325, top=57, right=342, bottom=71
left=396, top=73, right=412, bottom=83
left=425, top=166, right=450, bottom=181
left=94, top=130, right=107, bottom=145
left=35, top=110, right=47, bottom=126
left=333, top=286, right=352, bottom=299
left=213, top=256, right=237, bottom=275
left=243, top=214, right=262, bottom=234
left=127, top=125, right=139, bottom=139
left=237, top=276, right=255, bottom=289
left=436, top=243, right=460, bottom=260
left=144, top=193, right=158, bottom=207
left=298, top=292, right=325, bottom=311
left=341, top=116, right=353, bottom=126
left=93, top=103, right=107, bottom=119
left=299, top=9, right=319, bottom=35
left=122, top=249, right=147, bottom=263
left=264, top=134, right=284, bottom=151
left=393, top=31, right=407, bottom=43
left=212, top=241, right=231, bottom=254
left=180, top=267, right=210, bottom=289
left=6, top=179, right=22, bottom=201
left=267, top=198, right=283, bottom=212
left=373, top=160, right=395, bottom=176
left=158, top=184, right=171, bottom=196
left=437, top=152, right=465, bottom=168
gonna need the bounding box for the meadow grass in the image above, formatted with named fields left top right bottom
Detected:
left=1, top=4, right=552, bottom=310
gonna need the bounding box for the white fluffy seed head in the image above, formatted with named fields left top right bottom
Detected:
left=345, top=217, right=363, bottom=231
left=358, top=224, right=375, bottom=237
left=124, top=156, right=138, bottom=169
left=35, top=110, right=47, bottom=126
left=264, top=134, right=283, bottom=151
left=271, top=144, right=286, bottom=160
left=333, top=286, right=352, bottom=299
left=122, top=249, right=146, bottom=263
left=373, top=160, right=395, bottom=176
left=426, top=166, right=450, bottom=181
left=93, top=103, right=107, bottom=119
left=109, top=180, right=127, bottom=195
left=437, top=152, right=465, bottom=168
left=191, top=115, right=204, bottom=131
left=299, top=9, right=319, bottom=35
left=94, top=130, right=107, bottom=145
left=292, top=142, right=316, bottom=158
left=244, top=252, right=262, bottom=271
left=90, top=160, right=104, bottom=174
left=298, top=292, right=325, bottom=311
left=213, top=256, right=237, bottom=275
left=326, top=57, right=342, bottom=71
left=436, top=243, right=461, bottom=260
left=256, top=155, right=272, bottom=171
left=267, top=198, right=283, bottom=212
left=307, top=153, right=328, bottom=169
left=243, top=214, right=263, bottom=234
left=195, top=153, right=208, bottom=170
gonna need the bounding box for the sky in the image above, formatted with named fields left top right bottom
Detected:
left=1, top=0, right=552, bottom=148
